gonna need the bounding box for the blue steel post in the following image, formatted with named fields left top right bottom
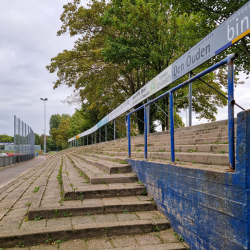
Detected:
left=144, top=105, right=148, bottom=160
left=228, top=59, right=235, bottom=171
left=127, top=115, right=131, bottom=158
left=169, top=91, right=175, bottom=162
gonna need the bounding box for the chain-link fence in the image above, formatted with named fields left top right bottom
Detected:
left=0, top=115, right=36, bottom=168
left=0, top=116, right=35, bottom=167
left=13, top=115, right=35, bottom=165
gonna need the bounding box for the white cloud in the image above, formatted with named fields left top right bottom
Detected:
left=0, top=0, right=81, bottom=136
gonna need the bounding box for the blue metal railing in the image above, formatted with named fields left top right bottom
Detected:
left=126, top=53, right=238, bottom=170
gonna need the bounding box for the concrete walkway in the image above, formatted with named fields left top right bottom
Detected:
left=0, top=156, right=46, bottom=188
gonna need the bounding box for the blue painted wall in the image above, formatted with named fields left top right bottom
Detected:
left=127, top=109, right=250, bottom=250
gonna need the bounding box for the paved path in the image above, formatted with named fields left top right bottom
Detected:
left=0, top=156, right=46, bottom=188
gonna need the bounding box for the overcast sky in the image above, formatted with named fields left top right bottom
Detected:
left=0, top=1, right=249, bottom=137
left=0, top=0, right=81, bottom=136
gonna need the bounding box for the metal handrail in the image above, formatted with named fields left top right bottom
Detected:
left=126, top=53, right=238, bottom=170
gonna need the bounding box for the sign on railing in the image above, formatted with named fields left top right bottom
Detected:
left=68, top=1, right=250, bottom=142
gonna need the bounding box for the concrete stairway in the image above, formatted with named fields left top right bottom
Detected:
left=77, top=120, right=235, bottom=172
left=0, top=151, right=189, bottom=249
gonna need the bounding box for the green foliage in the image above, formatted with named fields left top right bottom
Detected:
left=46, top=0, right=246, bottom=139
left=55, top=210, right=60, bottom=217
left=25, top=202, right=31, bottom=207
left=173, top=232, right=184, bottom=242
left=170, top=0, right=250, bottom=77
left=47, top=138, right=57, bottom=151
left=16, top=240, right=24, bottom=247
left=49, top=114, right=71, bottom=135
left=0, top=134, right=14, bottom=142
left=33, top=187, right=40, bottom=193
left=38, top=134, right=57, bottom=151
left=122, top=209, right=129, bottom=214
left=153, top=226, right=160, bottom=232
left=34, top=214, right=42, bottom=221
left=46, top=234, right=53, bottom=243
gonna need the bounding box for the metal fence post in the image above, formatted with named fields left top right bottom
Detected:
left=27, top=126, right=29, bottom=160
left=14, top=115, right=16, bottom=165
left=170, top=91, right=175, bottom=162
left=99, top=129, right=101, bottom=143
left=228, top=59, right=235, bottom=171
left=92, top=133, right=93, bottom=144
left=105, top=124, right=107, bottom=142
left=127, top=115, right=131, bottom=158
left=25, top=123, right=26, bottom=161
left=144, top=105, right=148, bottom=160
left=87, top=135, right=88, bottom=145
left=146, top=98, right=150, bottom=134
left=114, top=119, right=116, bottom=140
left=18, top=118, right=20, bottom=163
left=22, top=121, right=24, bottom=162
left=189, top=71, right=192, bottom=126
left=28, top=126, right=30, bottom=160
left=95, top=131, right=97, bottom=144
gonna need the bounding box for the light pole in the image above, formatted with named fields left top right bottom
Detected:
left=40, top=98, right=48, bottom=156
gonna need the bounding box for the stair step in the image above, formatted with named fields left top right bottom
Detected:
left=71, top=183, right=146, bottom=200
left=29, top=196, right=156, bottom=220
left=68, top=153, right=137, bottom=184
left=72, top=153, right=131, bottom=174
left=91, top=150, right=229, bottom=166
left=0, top=217, right=171, bottom=248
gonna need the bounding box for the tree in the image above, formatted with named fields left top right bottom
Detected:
left=38, top=134, right=49, bottom=151
left=170, top=0, right=250, bottom=76
left=0, top=134, right=14, bottom=142
left=49, top=114, right=71, bottom=135
left=101, top=0, right=242, bottom=131
left=47, top=0, right=243, bottom=136
left=51, top=118, right=71, bottom=149
left=47, top=138, right=57, bottom=151
left=35, top=133, right=40, bottom=145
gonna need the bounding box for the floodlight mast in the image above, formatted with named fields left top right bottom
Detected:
left=40, top=98, right=48, bottom=156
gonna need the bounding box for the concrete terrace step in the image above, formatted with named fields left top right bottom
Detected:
left=72, top=152, right=132, bottom=174
left=68, top=153, right=137, bottom=184
left=29, top=196, right=156, bottom=220
left=0, top=215, right=171, bottom=248
left=3, top=230, right=189, bottom=249
left=0, top=152, right=189, bottom=249
left=92, top=135, right=232, bottom=148
left=66, top=182, right=146, bottom=200
left=59, top=154, right=145, bottom=200
left=92, top=150, right=230, bottom=166
left=80, top=152, right=128, bottom=163
left=105, top=143, right=230, bottom=154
